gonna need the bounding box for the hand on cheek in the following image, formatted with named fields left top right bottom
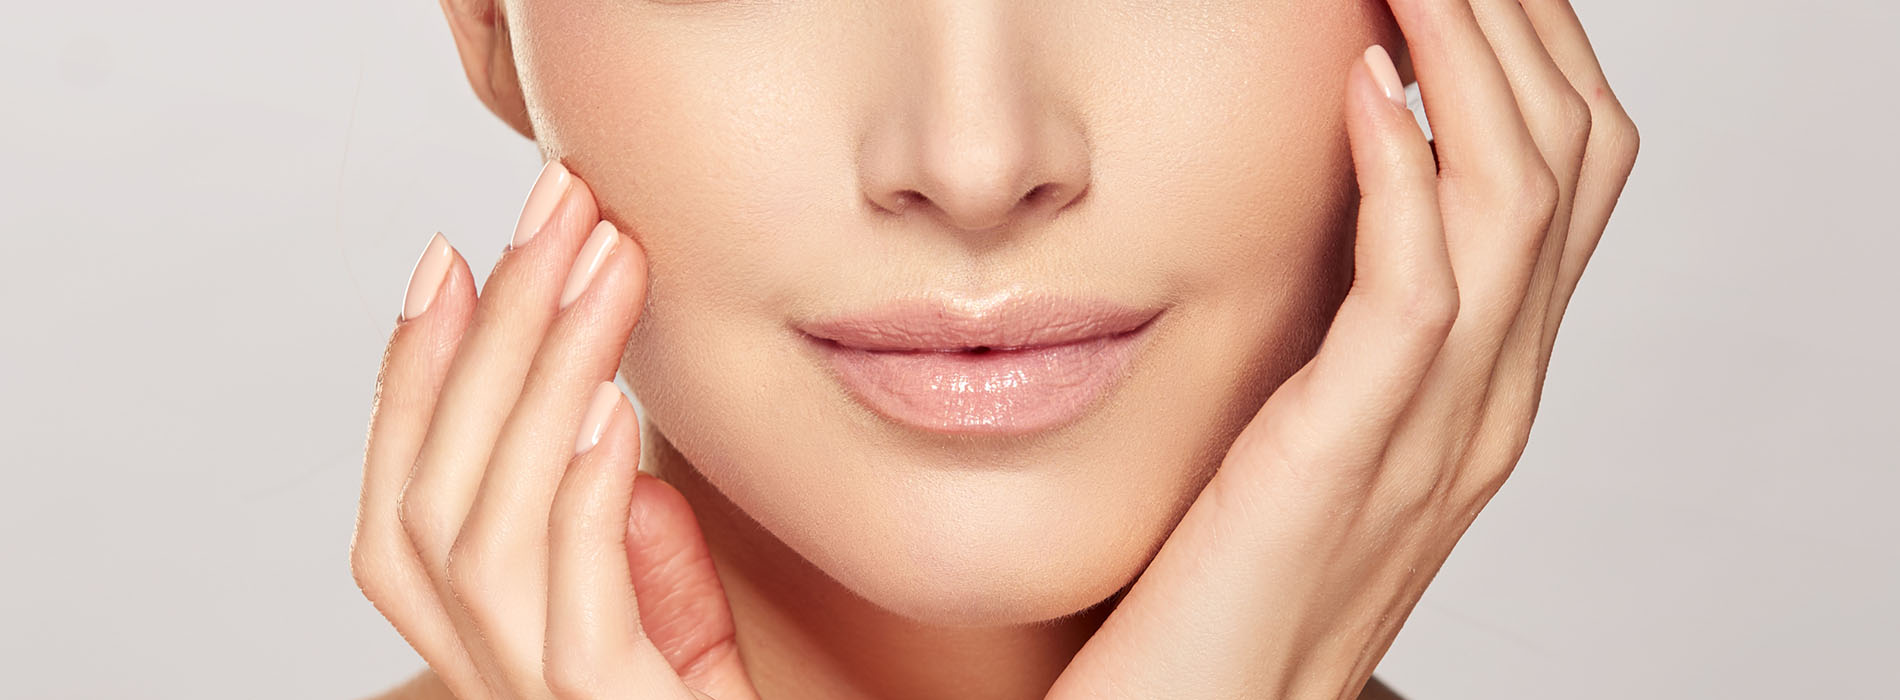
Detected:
left=350, top=162, right=760, bottom=700
left=1050, top=0, right=1639, bottom=697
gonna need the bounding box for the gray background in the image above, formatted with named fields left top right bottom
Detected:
left=2, top=1, right=1894, bottom=698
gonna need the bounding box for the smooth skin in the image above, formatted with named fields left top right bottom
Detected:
left=350, top=0, right=1637, bottom=697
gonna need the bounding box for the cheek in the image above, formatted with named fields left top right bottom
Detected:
left=512, top=0, right=854, bottom=304
left=1035, top=0, right=1378, bottom=302
left=1075, top=10, right=1368, bottom=378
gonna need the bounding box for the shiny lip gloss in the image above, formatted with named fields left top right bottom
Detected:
left=798, top=294, right=1164, bottom=436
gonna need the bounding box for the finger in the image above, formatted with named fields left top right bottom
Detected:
left=627, top=473, right=759, bottom=700
left=1467, top=0, right=1591, bottom=341
left=1378, top=0, right=1586, bottom=497
left=395, top=160, right=598, bottom=691
left=1467, top=0, right=1592, bottom=173
left=400, top=160, right=594, bottom=573
left=1229, top=45, right=1455, bottom=486
left=1515, top=0, right=1641, bottom=352
left=1457, top=0, right=1640, bottom=497
left=450, top=219, right=649, bottom=685
left=1387, top=0, right=1545, bottom=193
left=350, top=234, right=492, bottom=700
left=545, top=384, right=701, bottom=700
left=1386, top=0, right=1562, bottom=363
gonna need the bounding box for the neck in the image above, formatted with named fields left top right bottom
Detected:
left=644, top=426, right=1113, bottom=700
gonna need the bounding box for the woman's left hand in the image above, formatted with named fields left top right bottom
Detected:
left=1049, top=0, right=1638, bottom=697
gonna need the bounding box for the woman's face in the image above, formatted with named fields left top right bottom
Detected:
left=497, top=0, right=1397, bottom=626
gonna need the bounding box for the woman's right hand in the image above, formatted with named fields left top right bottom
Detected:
left=348, top=162, right=759, bottom=700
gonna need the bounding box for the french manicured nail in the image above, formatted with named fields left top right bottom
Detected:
left=1364, top=45, right=1406, bottom=108
left=511, top=160, right=573, bottom=249
left=401, top=232, right=455, bottom=321
left=559, top=220, right=620, bottom=310
left=575, top=381, right=623, bottom=456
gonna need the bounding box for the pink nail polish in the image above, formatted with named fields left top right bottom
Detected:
left=401, top=233, right=455, bottom=321
left=1364, top=45, right=1406, bottom=108
left=575, top=381, right=623, bottom=456
left=511, top=160, right=573, bottom=249
left=559, top=220, right=620, bottom=310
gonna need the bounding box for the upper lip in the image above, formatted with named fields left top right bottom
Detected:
left=799, top=292, right=1162, bottom=352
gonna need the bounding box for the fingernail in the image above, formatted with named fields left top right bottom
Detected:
left=575, top=381, right=623, bottom=456
left=511, top=160, right=573, bottom=249
left=401, top=233, right=455, bottom=321
left=559, top=220, right=620, bottom=310
left=1364, top=45, right=1406, bottom=108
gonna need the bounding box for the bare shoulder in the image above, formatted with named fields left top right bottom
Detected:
left=358, top=668, right=454, bottom=700
left=1363, top=675, right=1408, bottom=700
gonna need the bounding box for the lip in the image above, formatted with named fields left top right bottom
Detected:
left=799, top=294, right=1163, bottom=435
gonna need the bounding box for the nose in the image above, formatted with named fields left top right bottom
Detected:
left=857, top=4, right=1093, bottom=236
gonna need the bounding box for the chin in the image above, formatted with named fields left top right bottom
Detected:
left=798, top=469, right=1172, bottom=628
left=644, top=408, right=1231, bottom=629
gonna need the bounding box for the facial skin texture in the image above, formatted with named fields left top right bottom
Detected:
left=455, top=0, right=1403, bottom=696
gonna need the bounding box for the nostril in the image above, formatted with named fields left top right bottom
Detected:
left=1025, top=183, right=1053, bottom=205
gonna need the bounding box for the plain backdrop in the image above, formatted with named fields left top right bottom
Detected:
left=2, top=1, right=1894, bottom=698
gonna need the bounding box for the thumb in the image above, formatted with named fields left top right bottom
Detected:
left=626, top=472, right=760, bottom=700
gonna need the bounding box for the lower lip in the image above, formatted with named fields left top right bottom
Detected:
left=810, top=322, right=1153, bottom=435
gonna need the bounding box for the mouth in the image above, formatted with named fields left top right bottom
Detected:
left=797, top=294, right=1164, bottom=436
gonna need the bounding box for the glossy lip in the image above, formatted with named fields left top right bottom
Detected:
left=800, top=294, right=1160, bottom=352
left=798, top=293, right=1164, bottom=435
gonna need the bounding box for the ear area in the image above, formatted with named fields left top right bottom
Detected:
left=438, top=0, right=535, bottom=140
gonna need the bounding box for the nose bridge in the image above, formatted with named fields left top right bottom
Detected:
left=858, top=1, right=1089, bottom=235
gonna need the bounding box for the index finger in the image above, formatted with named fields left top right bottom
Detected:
left=1388, top=0, right=1545, bottom=185
left=349, top=233, right=489, bottom=700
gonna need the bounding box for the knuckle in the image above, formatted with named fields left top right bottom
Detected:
left=1455, top=156, right=1560, bottom=231
left=1603, top=113, right=1642, bottom=175
left=1396, top=276, right=1461, bottom=336
left=1506, top=161, right=1562, bottom=230
left=543, top=648, right=604, bottom=699
left=394, top=492, right=443, bottom=556
left=1551, top=89, right=1594, bottom=158
left=1461, top=401, right=1538, bottom=499
left=1493, top=387, right=1541, bottom=459
left=442, top=539, right=506, bottom=623
left=1463, top=452, right=1521, bottom=505
left=348, top=536, right=394, bottom=601
left=1375, top=451, right=1453, bottom=524
left=1584, top=93, right=1642, bottom=174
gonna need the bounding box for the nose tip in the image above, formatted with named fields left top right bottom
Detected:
left=858, top=73, right=1092, bottom=236
left=874, top=145, right=1086, bottom=232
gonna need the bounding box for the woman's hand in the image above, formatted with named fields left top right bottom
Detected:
left=349, top=164, right=759, bottom=700
left=1050, top=0, right=1638, bottom=697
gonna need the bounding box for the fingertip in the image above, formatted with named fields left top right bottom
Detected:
left=566, top=218, right=653, bottom=325
left=398, top=232, right=455, bottom=323
left=552, top=385, right=640, bottom=547
left=556, top=164, right=602, bottom=237
left=433, top=242, right=479, bottom=317
left=1364, top=45, right=1407, bottom=108
left=379, top=236, right=476, bottom=392
left=575, top=381, right=631, bottom=457
left=1344, top=56, right=1425, bottom=143
left=1344, top=57, right=1436, bottom=192
left=560, top=386, right=643, bottom=508
left=627, top=470, right=695, bottom=545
